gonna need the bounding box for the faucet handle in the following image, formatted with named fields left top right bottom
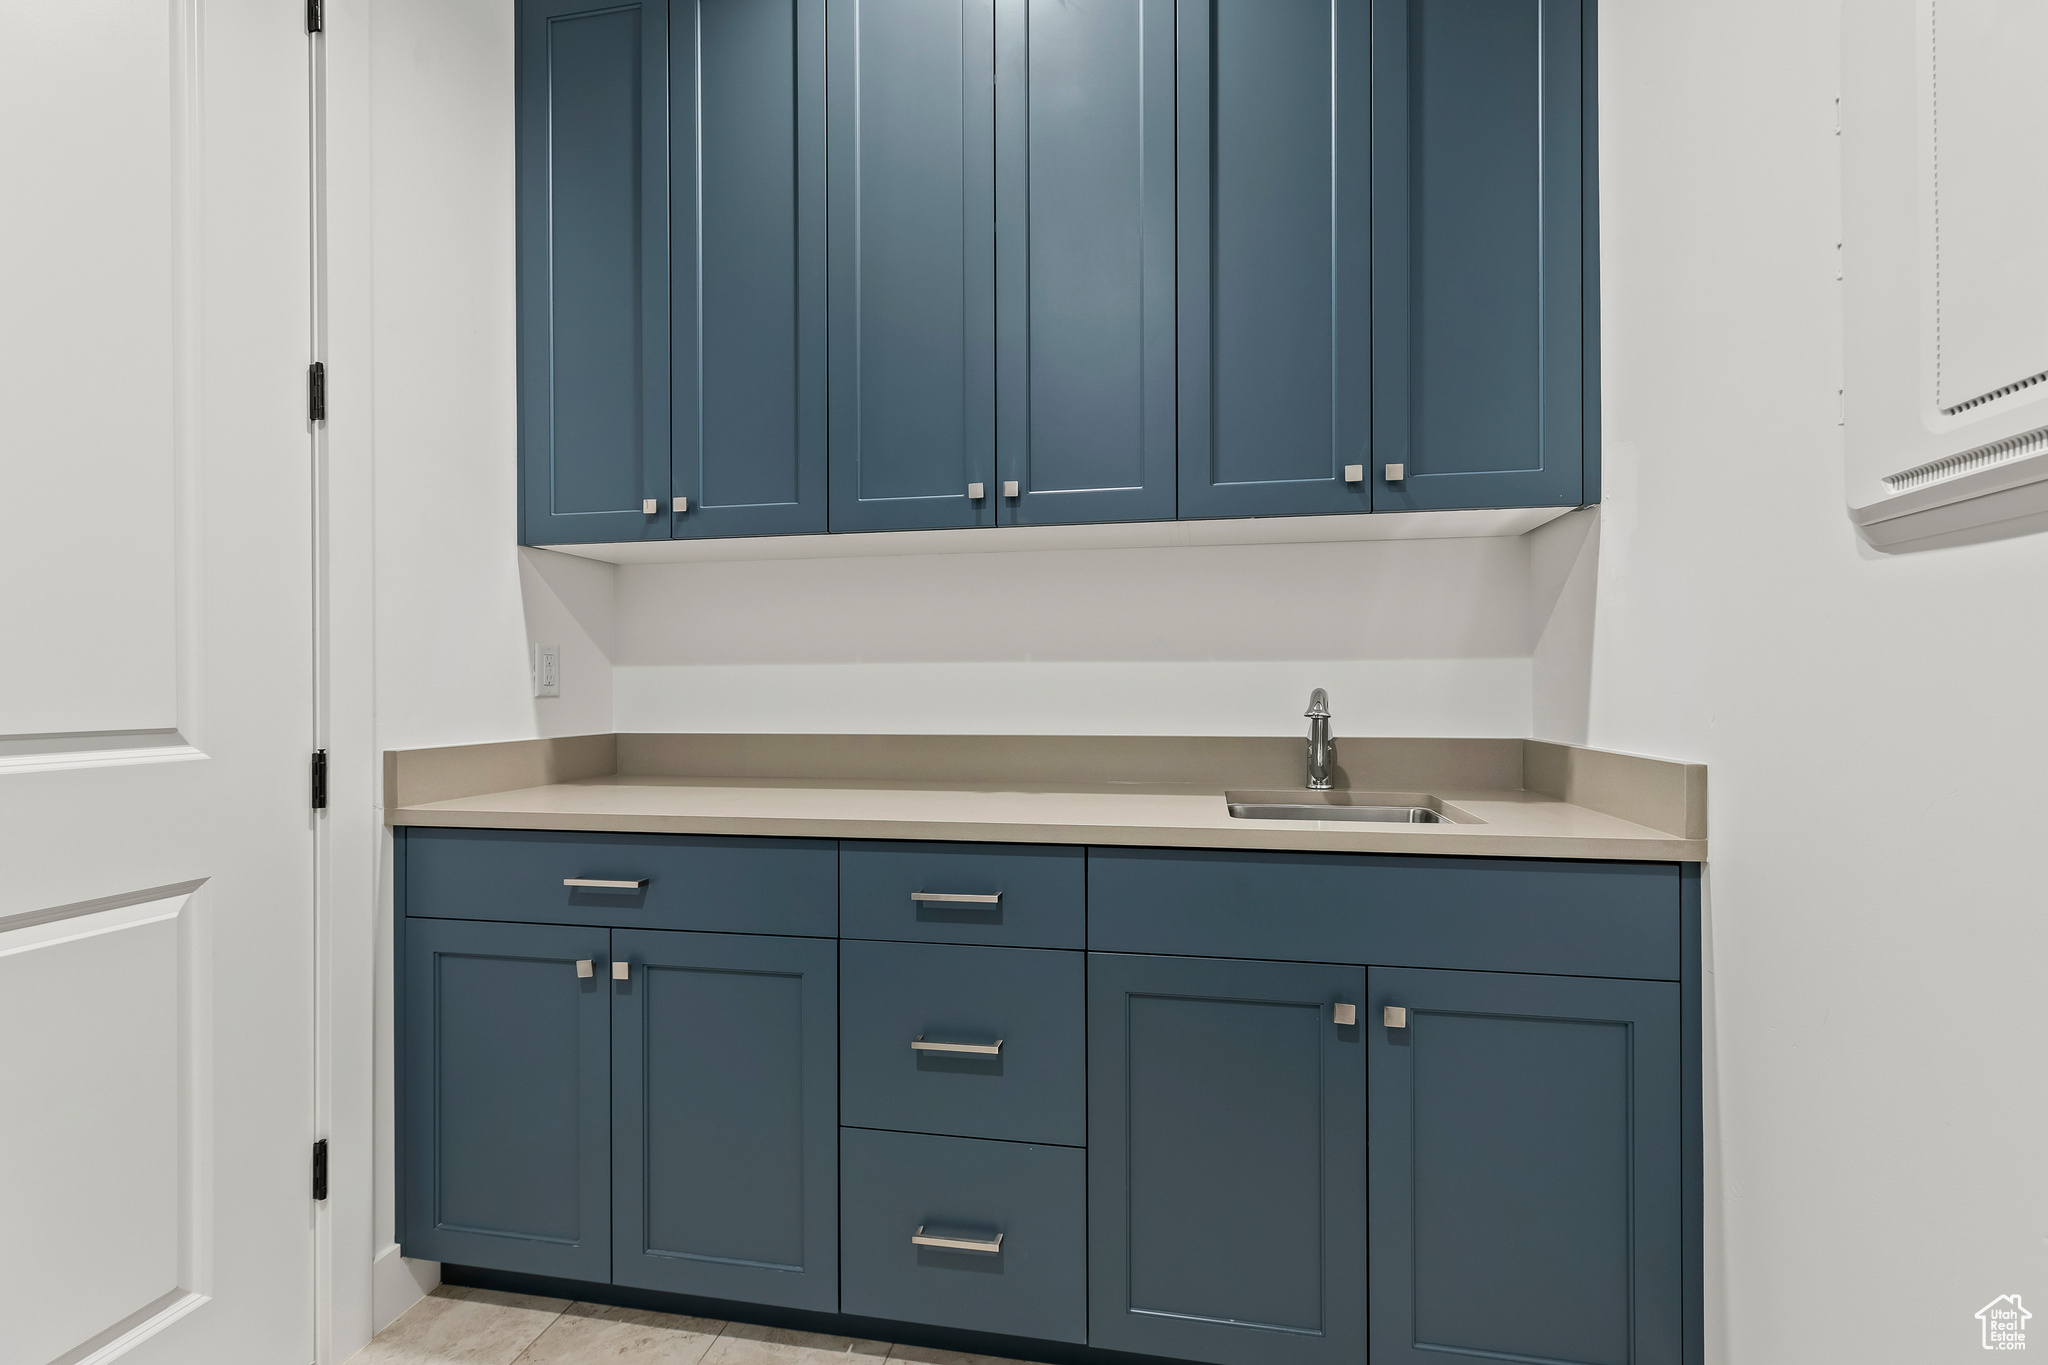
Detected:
left=1305, top=688, right=1330, bottom=719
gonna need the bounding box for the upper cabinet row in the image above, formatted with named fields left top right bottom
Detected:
left=517, top=0, right=1592, bottom=546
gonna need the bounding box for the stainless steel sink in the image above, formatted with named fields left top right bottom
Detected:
left=1221, top=790, right=1476, bottom=825
left=1227, top=802, right=1449, bottom=824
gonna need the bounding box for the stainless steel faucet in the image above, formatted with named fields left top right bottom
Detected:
left=1305, top=688, right=1335, bottom=789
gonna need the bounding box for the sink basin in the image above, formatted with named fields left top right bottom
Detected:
left=1228, top=802, right=1448, bottom=823
left=1222, top=790, right=1477, bottom=825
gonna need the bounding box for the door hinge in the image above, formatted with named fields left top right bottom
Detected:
left=308, top=361, right=327, bottom=423
left=307, top=0, right=324, bottom=35
left=312, top=1139, right=329, bottom=1201
left=311, top=749, right=328, bottom=810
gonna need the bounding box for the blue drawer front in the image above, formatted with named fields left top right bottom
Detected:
left=403, top=827, right=837, bottom=936
left=840, top=940, right=1085, bottom=1147
left=840, top=1127, right=1087, bottom=1344
left=1089, top=849, right=1680, bottom=980
left=840, top=841, right=1084, bottom=948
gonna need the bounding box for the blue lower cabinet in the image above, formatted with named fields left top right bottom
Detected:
left=611, top=929, right=838, bottom=1311
left=839, top=940, right=1085, bottom=1146
left=1369, top=966, right=1683, bottom=1365
left=1088, top=952, right=1368, bottom=1365
left=401, top=918, right=612, bottom=1279
left=840, top=1127, right=1086, bottom=1343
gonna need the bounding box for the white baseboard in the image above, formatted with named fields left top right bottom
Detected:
left=370, top=1243, right=440, bottom=1336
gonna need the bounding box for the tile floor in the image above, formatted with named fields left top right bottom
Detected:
left=349, top=1285, right=1041, bottom=1365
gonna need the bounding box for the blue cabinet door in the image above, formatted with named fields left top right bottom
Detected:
left=992, top=0, right=1176, bottom=526
left=826, top=0, right=997, bottom=532
left=1088, top=952, right=1368, bottom=1365
left=671, top=0, right=829, bottom=539
left=517, top=0, right=671, bottom=546
left=400, top=917, right=612, bottom=1279
left=1369, top=967, right=1682, bottom=1365
left=1371, top=0, right=1587, bottom=510
left=611, top=929, right=838, bottom=1311
left=1176, top=0, right=1373, bottom=521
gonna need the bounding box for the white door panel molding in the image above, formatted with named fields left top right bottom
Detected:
left=0, top=892, right=201, bottom=1365
left=0, top=0, right=190, bottom=744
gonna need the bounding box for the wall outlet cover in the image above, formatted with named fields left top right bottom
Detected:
left=531, top=643, right=562, bottom=698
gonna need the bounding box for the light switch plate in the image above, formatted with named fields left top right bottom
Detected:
left=532, top=642, right=562, bottom=698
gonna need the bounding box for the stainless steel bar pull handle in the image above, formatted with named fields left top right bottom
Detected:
left=575, top=960, right=595, bottom=978
left=911, top=1036, right=1003, bottom=1056
left=909, top=891, right=1001, bottom=905
left=564, top=878, right=649, bottom=889
left=913, top=1226, right=1003, bottom=1254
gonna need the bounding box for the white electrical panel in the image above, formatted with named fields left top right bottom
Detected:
left=1842, top=0, right=2048, bottom=548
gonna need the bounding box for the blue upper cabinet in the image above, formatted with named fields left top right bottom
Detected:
left=1371, top=0, right=1588, bottom=511
left=826, top=0, right=998, bottom=533
left=517, top=0, right=671, bottom=546
left=671, top=0, right=828, bottom=539
left=992, top=0, right=1177, bottom=526
left=1176, top=0, right=1374, bottom=521
left=516, top=0, right=1596, bottom=545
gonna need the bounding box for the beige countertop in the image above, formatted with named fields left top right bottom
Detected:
left=387, top=734, right=1706, bottom=862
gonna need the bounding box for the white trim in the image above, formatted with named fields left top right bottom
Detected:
left=314, top=2, right=384, bottom=1359
left=371, top=1244, right=440, bottom=1336
left=541, top=506, right=1576, bottom=565
left=55, top=1291, right=211, bottom=1365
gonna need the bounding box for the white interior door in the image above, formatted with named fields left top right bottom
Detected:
left=0, top=3, right=318, bottom=1364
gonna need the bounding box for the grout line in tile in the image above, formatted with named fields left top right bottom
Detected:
left=501, top=1298, right=569, bottom=1365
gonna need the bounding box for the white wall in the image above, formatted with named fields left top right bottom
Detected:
left=1534, top=1, right=2048, bottom=1359
left=614, top=537, right=1533, bottom=736
left=347, top=0, right=615, bottom=1345
left=368, top=0, right=613, bottom=751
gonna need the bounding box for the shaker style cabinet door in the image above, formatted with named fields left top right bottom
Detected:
left=611, top=929, right=839, bottom=1311
left=1176, top=0, right=1374, bottom=521
left=1088, top=953, right=1368, bottom=1365
left=400, top=918, right=613, bottom=1280
left=517, top=0, right=671, bottom=545
left=1368, top=966, right=1683, bottom=1365
left=1370, top=0, right=1587, bottom=510
left=992, top=0, right=1177, bottom=526
left=826, top=0, right=998, bottom=532
left=671, top=0, right=829, bottom=539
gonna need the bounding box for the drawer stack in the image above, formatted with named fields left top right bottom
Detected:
left=836, top=841, right=1088, bottom=1344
